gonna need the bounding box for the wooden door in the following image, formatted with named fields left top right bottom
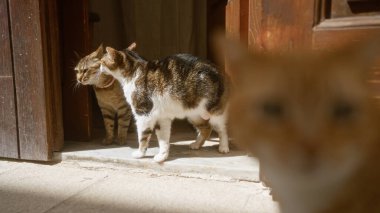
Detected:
left=0, top=0, right=18, bottom=159
left=0, top=0, right=63, bottom=161
left=248, top=0, right=380, bottom=49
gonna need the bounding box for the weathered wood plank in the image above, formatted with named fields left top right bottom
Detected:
left=0, top=0, right=18, bottom=159
left=248, top=0, right=315, bottom=51
left=239, top=0, right=249, bottom=44
left=40, top=0, right=64, bottom=151
left=226, top=0, right=241, bottom=40
left=8, top=0, right=51, bottom=160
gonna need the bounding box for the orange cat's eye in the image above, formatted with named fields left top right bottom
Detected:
left=261, top=101, right=284, bottom=118
left=332, top=102, right=354, bottom=120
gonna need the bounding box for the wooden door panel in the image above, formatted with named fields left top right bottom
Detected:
left=248, top=0, right=315, bottom=51
left=0, top=0, right=18, bottom=159
left=0, top=0, right=18, bottom=158
left=314, top=0, right=380, bottom=48
left=313, top=0, right=380, bottom=97
left=226, top=0, right=248, bottom=43
left=8, top=0, right=53, bottom=160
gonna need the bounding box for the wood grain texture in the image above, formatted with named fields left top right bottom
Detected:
left=0, top=0, right=18, bottom=159
left=226, top=0, right=241, bottom=40
left=239, top=0, right=249, bottom=44
left=225, top=0, right=249, bottom=79
left=8, top=0, right=52, bottom=160
left=40, top=0, right=64, bottom=151
left=60, top=0, right=93, bottom=141
left=248, top=0, right=315, bottom=51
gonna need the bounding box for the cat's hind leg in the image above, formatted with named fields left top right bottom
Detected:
left=209, top=114, right=230, bottom=153
left=132, top=116, right=153, bottom=158
left=188, top=116, right=212, bottom=150
left=153, top=118, right=172, bottom=162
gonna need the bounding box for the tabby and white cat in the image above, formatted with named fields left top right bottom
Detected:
left=221, top=38, right=380, bottom=213
left=97, top=44, right=230, bottom=162
left=75, top=44, right=133, bottom=145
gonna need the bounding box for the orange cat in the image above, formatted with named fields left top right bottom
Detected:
left=221, top=39, right=380, bottom=213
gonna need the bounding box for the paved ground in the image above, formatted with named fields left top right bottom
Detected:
left=57, top=122, right=260, bottom=182
left=0, top=160, right=278, bottom=213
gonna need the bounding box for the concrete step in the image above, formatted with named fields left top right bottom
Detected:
left=54, top=125, right=260, bottom=182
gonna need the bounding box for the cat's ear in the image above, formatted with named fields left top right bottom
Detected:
left=105, top=46, right=124, bottom=65
left=93, top=43, right=104, bottom=59
left=212, top=33, right=256, bottom=84
left=337, top=36, right=380, bottom=74
left=127, top=42, right=137, bottom=51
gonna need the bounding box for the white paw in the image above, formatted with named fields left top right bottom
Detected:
left=153, top=152, right=169, bottom=163
left=132, top=150, right=145, bottom=158
left=189, top=142, right=201, bottom=150
left=218, top=145, right=230, bottom=154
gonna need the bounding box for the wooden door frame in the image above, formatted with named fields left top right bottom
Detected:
left=0, top=0, right=63, bottom=161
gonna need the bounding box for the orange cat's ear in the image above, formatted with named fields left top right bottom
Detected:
left=338, top=36, right=380, bottom=72
left=127, top=42, right=137, bottom=51
left=212, top=33, right=255, bottom=84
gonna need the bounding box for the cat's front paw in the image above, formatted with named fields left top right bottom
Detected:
left=218, top=145, right=230, bottom=154
left=189, top=142, right=201, bottom=150
left=132, top=150, right=146, bottom=158
left=116, top=136, right=127, bottom=146
left=153, top=152, right=169, bottom=163
left=102, top=137, right=113, bottom=145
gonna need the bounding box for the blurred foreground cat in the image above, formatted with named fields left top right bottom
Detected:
left=97, top=44, right=230, bottom=162
left=222, top=38, right=380, bottom=213
left=74, top=44, right=134, bottom=145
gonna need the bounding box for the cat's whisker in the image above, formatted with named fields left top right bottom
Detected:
left=69, top=80, right=82, bottom=93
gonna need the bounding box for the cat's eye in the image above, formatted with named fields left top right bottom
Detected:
left=332, top=102, right=355, bottom=120
left=260, top=101, right=284, bottom=118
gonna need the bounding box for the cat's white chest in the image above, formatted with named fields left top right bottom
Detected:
left=121, top=78, right=136, bottom=105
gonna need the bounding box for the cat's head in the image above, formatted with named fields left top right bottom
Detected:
left=100, top=42, right=140, bottom=80
left=74, top=44, right=114, bottom=87
left=221, top=38, right=380, bottom=185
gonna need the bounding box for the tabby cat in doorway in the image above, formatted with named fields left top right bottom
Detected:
left=74, top=44, right=133, bottom=145
left=220, top=38, right=380, bottom=213
left=98, top=44, right=230, bottom=162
